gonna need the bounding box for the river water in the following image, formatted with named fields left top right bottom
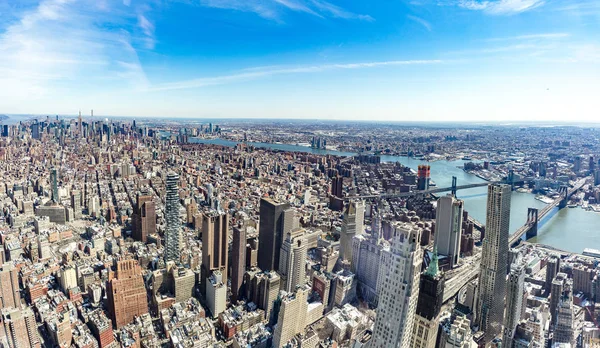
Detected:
left=189, top=137, right=600, bottom=253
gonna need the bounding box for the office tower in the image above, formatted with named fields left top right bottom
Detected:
left=106, top=260, right=149, bottom=329
left=0, top=263, right=20, bottom=309
left=550, top=272, right=567, bottom=327
left=71, top=190, right=81, bottom=219
left=206, top=271, right=226, bottom=318
left=50, top=168, right=59, bottom=203
left=351, top=233, right=385, bottom=303
left=279, top=229, right=307, bottom=292
left=258, top=198, right=291, bottom=272
left=133, top=194, right=156, bottom=243
left=417, top=164, right=430, bottom=191
left=371, top=222, right=423, bottom=348
left=339, top=200, right=365, bottom=262
left=0, top=307, right=40, bottom=348
left=172, top=265, right=195, bottom=303
left=476, top=184, right=511, bottom=343
left=574, top=155, right=582, bottom=173
left=545, top=255, right=560, bottom=294
left=412, top=250, right=445, bottom=348
left=590, top=156, right=595, bottom=174
left=78, top=110, right=83, bottom=136
left=273, top=286, right=309, bottom=348
left=572, top=264, right=593, bottom=297
left=502, top=264, right=525, bottom=348
left=595, top=169, right=600, bottom=186
left=200, top=211, right=229, bottom=296
left=164, top=172, right=181, bottom=264
left=231, top=223, right=246, bottom=302
left=247, top=270, right=281, bottom=322
left=31, top=122, right=40, bottom=139
left=553, top=283, right=574, bottom=345
left=434, top=195, right=464, bottom=268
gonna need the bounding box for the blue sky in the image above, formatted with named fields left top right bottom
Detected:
left=0, top=0, right=598, bottom=121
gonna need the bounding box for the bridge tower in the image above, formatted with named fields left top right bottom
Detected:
left=507, top=169, right=515, bottom=191
left=525, top=208, right=539, bottom=239
left=451, top=176, right=457, bottom=196
left=558, top=186, right=569, bottom=209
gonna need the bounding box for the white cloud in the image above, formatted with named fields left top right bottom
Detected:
left=151, top=59, right=443, bottom=91
left=198, top=0, right=373, bottom=21
left=458, top=0, right=544, bottom=14
left=0, top=0, right=148, bottom=103
left=485, top=33, right=569, bottom=41
left=138, top=13, right=156, bottom=49
left=407, top=15, right=432, bottom=31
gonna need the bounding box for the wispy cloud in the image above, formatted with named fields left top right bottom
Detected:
left=458, top=0, right=545, bottom=15
left=407, top=15, right=432, bottom=31
left=0, top=0, right=149, bottom=102
left=485, top=33, right=569, bottom=41
left=138, top=13, right=156, bottom=49
left=151, top=59, right=443, bottom=91
left=198, top=0, right=373, bottom=21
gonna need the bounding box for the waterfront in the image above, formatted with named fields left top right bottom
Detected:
left=190, top=137, right=600, bottom=253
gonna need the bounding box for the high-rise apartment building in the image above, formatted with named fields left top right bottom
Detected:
left=50, top=168, right=59, bottom=203
left=106, top=260, right=149, bottom=329
left=231, top=223, right=247, bottom=302
left=200, top=210, right=229, bottom=296
left=164, top=172, right=181, bottom=263
left=0, top=307, right=40, bottom=348
left=133, top=194, right=156, bottom=243
left=339, top=200, right=364, bottom=262
left=412, top=251, right=444, bottom=348
left=371, top=222, right=423, bottom=348
left=258, top=198, right=291, bottom=272
left=0, top=263, right=20, bottom=309
left=476, top=184, right=511, bottom=343
left=502, top=263, right=525, bottom=347
left=206, top=270, right=227, bottom=318
left=279, top=229, right=307, bottom=292
left=273, top=286, right=309, bottom=348
left=434, top=195, right=464, bottom=268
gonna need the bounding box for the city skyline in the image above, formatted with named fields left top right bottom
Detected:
left=0, top=0, right=598, bottom=121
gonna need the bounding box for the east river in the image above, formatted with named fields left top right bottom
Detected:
left=189, top=137, right=600, bottom=253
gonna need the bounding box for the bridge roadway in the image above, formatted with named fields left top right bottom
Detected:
left=443, top=179, right=586, bottom=303
left=352, top=177, right=535, bottom=200
left=508, top=179, right=585, bottom=245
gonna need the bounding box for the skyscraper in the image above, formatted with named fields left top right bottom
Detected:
left=545, top=254, right=560, bottom=294
left=278, top=229, right=307, bottom=292
left=553, top=283, right=575, bottom=345
left=133, top=194, right=156, bottom=243
left=106, top=260, right=149, bottom=329
left=412, top=250, right=445, bottom=348
left=502, top=263, right=525, bottom=347
left=70, top=190, right=81, bottom=219
left=164, top=172, right=181, bottom=264
left=200, top=210, right=229, bottom=296
left=231, top=223, right=247, bottom=303
left=0, top=307, right=40, bottom=348
left=273, top=286, right=309, bottom=348
left=371, top=222, right=423, bottom=348
left=476, top=184, right=511, bottom=343
left=0, top=263, right=20, bottom=309
left=550, top=272, right=567, bottom=327
left=258, top=198, right=291, bottom=272
left=434, top=195, right=463, bottom=268
left=339, top=200, right=365, bottom=262
left=50, top=168, right=59, bottom=203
